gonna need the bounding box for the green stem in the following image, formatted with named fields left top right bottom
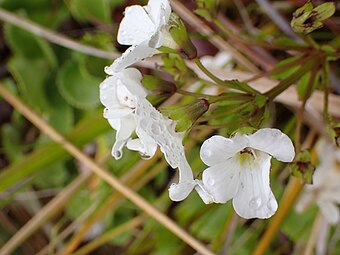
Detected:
left=213, top=18, right=308, bottom=51
left=295, top=65, right=318, bottom=152
left=264, top=57, right=318, bottom=100
left=193, top=58, right=258, bottom=94
left=244, top=54, right=313, bottom=83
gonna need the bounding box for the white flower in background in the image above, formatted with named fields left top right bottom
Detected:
left=188, top=52, right=233, bottom=96
left=134, top=97, right=196, bottom=201
left=99, top=68, right=157, bottom=159
left=196, top=128, right=295, bottom=219
left=105, top=0, right=171, bottom=74
left=296, top=139, right=340, bottom=224
left=200, top=51, right=233, bottom=70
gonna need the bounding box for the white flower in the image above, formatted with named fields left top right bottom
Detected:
left=100, top=67, right=196, bottom=200
left=105, top=0, right=171, bottom=74
left=200, top=51, right=233, bottom=70
left=196, top=128, right=295, bottom=219
left=296, top=139, right=340, bottom=224
left=99, top=68, right=157, bottom=159
left=134, top=96, right=196, bottom=201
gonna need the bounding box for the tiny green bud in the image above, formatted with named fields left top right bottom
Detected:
left=161, top=99, right=210, bottom=132
left=168, top=13, right=197, bottom=59
left=142, top=75, right=177, bottom=96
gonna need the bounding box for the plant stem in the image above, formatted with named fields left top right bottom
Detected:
left=264, top=57, right=318, bottom=100
left=193, top=58, right=258, bottom=94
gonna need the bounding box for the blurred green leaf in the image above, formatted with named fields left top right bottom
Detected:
left=1, top=123, right=23, bottom=163
left=297, top=71, right=319, bottom=101
left=67, top=0, right=111, bottom=23
left=195, top=0, right=218, bottom=21
left=8, top=57, right=50, bottom=112
left=0, top=113, right=110, bottom=192
left=5, top=23, right=57, bottom=68
left=57, top=60, right=100, bottom=109
left=271, top=56, right=300, bottom=80
left=34, top=161, right=70, bottom=188
left=282, top=206, right=318, bottom=243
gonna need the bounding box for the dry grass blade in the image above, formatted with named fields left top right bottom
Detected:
left=0, top=171, right=92, bottom=255
left=0, top=84, right=216, bottom=255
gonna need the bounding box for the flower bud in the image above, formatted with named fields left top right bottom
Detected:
left=142, top=75, right=177, bottom=96
left=168, top=13, right=197, bottom=59
left=161, top=99, right=210, bottom=132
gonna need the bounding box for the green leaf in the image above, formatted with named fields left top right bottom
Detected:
left=67, top=0, right=111, bottom=23
left=282, top=206, right=318, bottom=243
left=8, top=57, right=50, bottom=112
left=57, top=60, right=101, bottom=110
left=162, top=54, right=197, bottom=86
left=0, top=113, right=110, bottom=192
left=297, top=71, right=319, bottom=101
left=45, top=74, right=74, bottom=134
left=1, top=123, right=23, bottom=163
left=34, top=161, right=70, bottom=188
left=271, top=56, right=300, bottom=80
left=195, top=0, right=218, bottom=21
left=4, top=23, right=57, bottom=68
left=290, top=150, right=316, bottom=184
left=65, top=187, right=94, bottom=220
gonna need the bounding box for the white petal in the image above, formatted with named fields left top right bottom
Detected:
left=168, top=157, right=195, bottom=201
left=135, top=97, right=184, bottom=168
left=104, top=107, right=133, bottom=119
left=105, top=42, right=157, bottom=73
left=295, top=192, right=313, bottom=213
left=99, top=76, right=119, bottom=108
left=119, top=68, right=147, bottom=98
left=111, top=115, right=136, bottom=159
left=318, top=201, right=340, bottom=224
left=194, top=180, right=215, bottom=204
left=117, top=5, right=156, bottom=46
left=201, top=160, right=240, bottom=203
left=147, top=0, right=171, bottom=26
left=129, top=127, right=158, bottom=158
left=247, top=128, right=295, bottom=162
left=200, top=135, right=247, bottom=166
left=169, top=180, right=195, bottom=202
left=232, top=151, right=278, bottom=219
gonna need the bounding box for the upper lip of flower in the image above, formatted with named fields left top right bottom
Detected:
left=104, top=0, right=171, bottom=74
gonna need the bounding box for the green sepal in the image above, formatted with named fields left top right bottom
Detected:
left=168, top=13, right=197, bottom=59
left=161, top=99, right=210, bottom=132
left=291, top=2, right=336, bottom=34
left=142, top=75, right=177, bottom=96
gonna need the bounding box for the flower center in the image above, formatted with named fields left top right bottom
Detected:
left=238, top=147, right=257, bottom=166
